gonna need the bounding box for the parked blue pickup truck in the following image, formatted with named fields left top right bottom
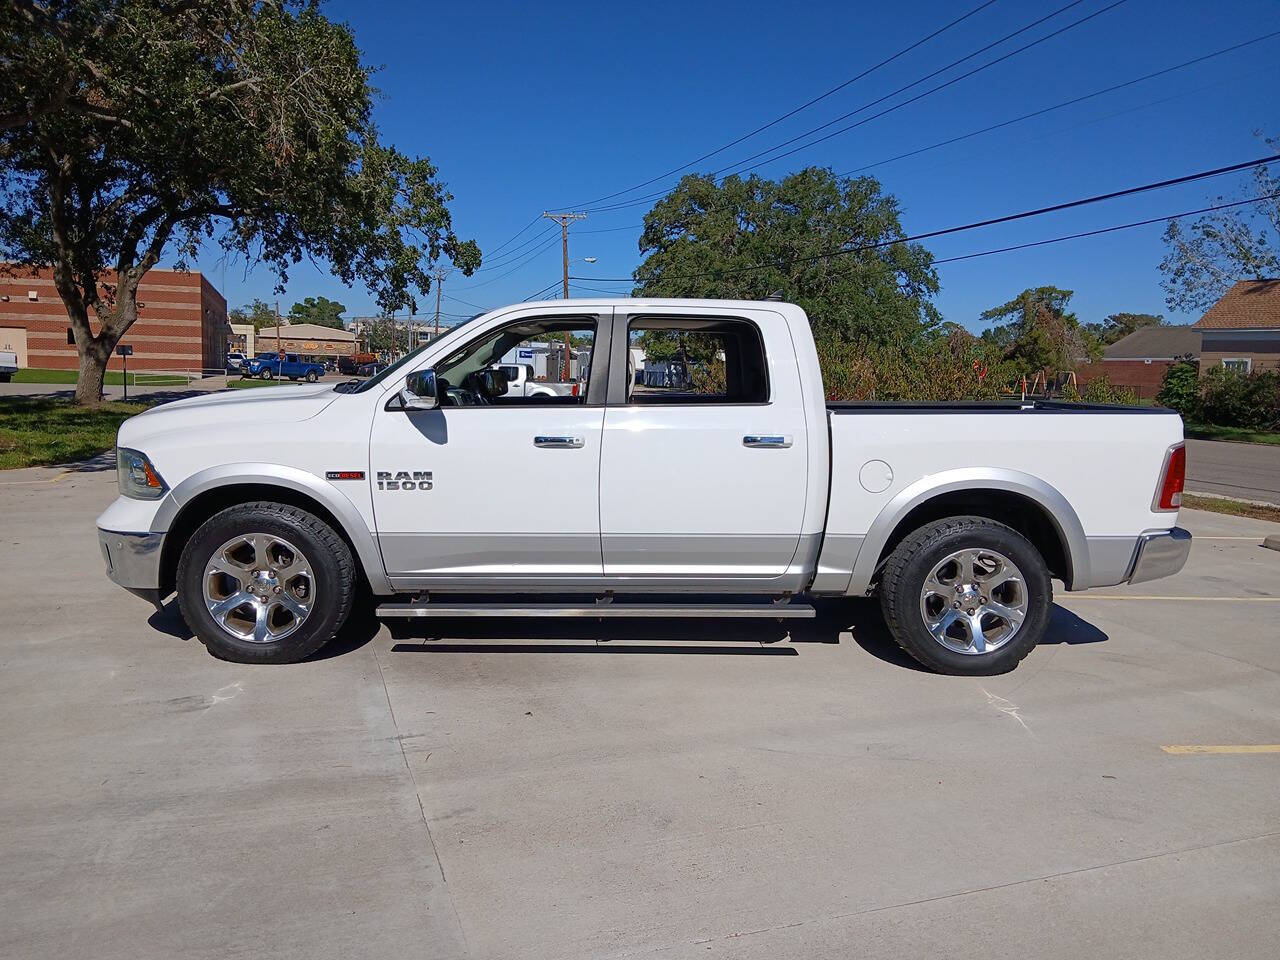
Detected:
left=242, top=353, right=326, bottom=382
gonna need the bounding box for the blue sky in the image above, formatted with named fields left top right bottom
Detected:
left=199, top=0, right=1280, bottom=331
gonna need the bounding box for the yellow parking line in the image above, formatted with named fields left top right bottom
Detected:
left=1162, top=745, right=1280, bottom=754
left=1066, top=595, right=1280, bottom=602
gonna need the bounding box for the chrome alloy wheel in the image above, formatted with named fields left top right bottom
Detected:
left=202, top=533, right=315, bottom=643
left=918, top=547, right=1028, bottom=655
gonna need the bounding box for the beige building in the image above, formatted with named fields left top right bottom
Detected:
left=1193, top=279, right=1280, bottom=374
left=254, top=323, right=355, bottom=359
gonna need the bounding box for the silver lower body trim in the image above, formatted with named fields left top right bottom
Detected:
left=377, top=601, right=817, bottom=619
left=98, top=528, right=165, bottom=606
left=1127, top=526, right=1191, bottom=584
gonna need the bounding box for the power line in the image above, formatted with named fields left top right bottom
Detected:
left=570, top=154, right=1280, bottom=282
left=545, top=42, right=1280, bottom=243
left=472, top=224, right=559, bottom=271
left=566, top=0, right=1003, bottom=208
left=932, top=193, right=1277, bottom=264
left=583, top=0, right=1121, bottom=214
left=457, top=232, right=562, bottom=290
left=481, top=213, right=543, bottom=260
left=839, top=29, right=1280, bottom=178
left=523, top=278, right=564, bottom=302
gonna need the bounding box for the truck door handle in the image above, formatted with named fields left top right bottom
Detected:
left=533, top=435, right=585, bottom=449
left=743, top=435, right=792, bottom=448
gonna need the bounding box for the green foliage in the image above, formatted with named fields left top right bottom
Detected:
left=0, top=1, right=480, bottom=403
left=1064, top=375, right=1140, bottom=406
left=979, top=286, right=1085, bottom=376
left=1158, top=137, right=1279, bottom=312
left=288, top=296, right=347, bottom=329
left=632, top=168, right=940, bottom=343
left=1084, top=312, right=1165, bottom=346
left=229, top=299, right=278, bottom=331
left=1155, top=361, right=1201, bottom=418
left=816, top=334, right=1016, bottom=403
left=1197, top=367, right=1280, bottom=430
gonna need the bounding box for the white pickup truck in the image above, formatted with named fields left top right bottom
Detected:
left=97, top=299, right=1190, bottom=674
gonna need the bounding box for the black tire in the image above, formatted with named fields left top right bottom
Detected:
left=305, top=370, right=318, bottom=383
left=879, top=516, right=1051, bottom=676
left=258, top=368, right=271, bottom=380
left=176, top=501, right=356, bottom=664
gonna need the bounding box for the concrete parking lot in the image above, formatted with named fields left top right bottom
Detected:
left=2, top=463, right=1278, bottom=960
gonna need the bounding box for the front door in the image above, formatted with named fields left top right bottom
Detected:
left=598, top=309, right=810, bottom=586
left=370, top=309, right=609, bottom=589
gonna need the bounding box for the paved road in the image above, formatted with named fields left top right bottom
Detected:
left=1186, top=438, right=1280, bottom=505
left=2, top=466, right=1279, bottom=959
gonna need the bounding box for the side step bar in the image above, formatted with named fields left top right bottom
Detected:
left=376, top=602, right=816, bottom=620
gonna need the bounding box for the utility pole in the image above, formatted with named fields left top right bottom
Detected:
left=542, top=211, right=586, bottom=380
left=432, top=267, right=449, bottom=338
left=274, top=299, right=281, bottom=382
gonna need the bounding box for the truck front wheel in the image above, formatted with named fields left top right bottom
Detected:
left=258, top=368, right=271, bottom=380
left=878, top=516, right=1051, bottom=675
left=175, top=502, right=356, bottom=664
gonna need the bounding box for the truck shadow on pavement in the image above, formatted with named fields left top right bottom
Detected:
left=147, top=596, right=1107, bottom=668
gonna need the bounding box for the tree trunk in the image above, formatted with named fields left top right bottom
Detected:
left=74, top=336, right=113, bottom=406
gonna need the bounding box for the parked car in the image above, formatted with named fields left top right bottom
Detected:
left=225, top=352, right=246, bottom=373
left=0, top=349, right=18, bottom=383
left=493, top=363, right=561, bottom=398
left=336, top=356, right=358, bottom=375
left=356, top=361, right=387, bottom=377
left=241, top=352, right=326, bottom=382
left=97, top=298, right=1189, bottom=672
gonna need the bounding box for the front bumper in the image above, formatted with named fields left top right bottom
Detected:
left=1128, top=526, right=1192, bottom=585
left=98, top=528, right=166, bottom=607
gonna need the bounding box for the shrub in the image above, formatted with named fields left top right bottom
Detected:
left=1066, top=374, right=1140, bottom=406
left=1155, top=361, right=1200, bottom=418
left=1197, top=367, right=1280, bottom=430
left=816, top=336, right=1014, bottom=402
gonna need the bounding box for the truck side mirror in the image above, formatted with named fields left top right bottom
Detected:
left=399, top=369, right=438, bottom=411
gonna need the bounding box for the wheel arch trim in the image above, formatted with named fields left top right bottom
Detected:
left=846, top=467, right=1089, bottom=595
left=153, top=463, right=392, bottom=594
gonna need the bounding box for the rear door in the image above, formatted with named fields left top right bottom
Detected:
left=598, top=307, right=811, bottom=586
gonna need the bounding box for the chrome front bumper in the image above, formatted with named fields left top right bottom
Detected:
left=1128, top=526, right=1192, bottom=585
left=98, top=528, right=166, bottom=607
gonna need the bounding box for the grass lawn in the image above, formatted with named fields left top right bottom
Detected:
left=1185, top=422, right=1280, bottom=446
left=226, top=377, right=305, bottom=388
left=11, top=367, right=188, bottom=386
left=1183, top=493, right=1280, bottom=524
left=0, top=396, right=151, bottom=469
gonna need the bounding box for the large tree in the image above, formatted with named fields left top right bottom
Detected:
left=631, top=168, right=940, bottom=343
left=228, top=298, right=277, bottom=332
left=980, top=286, right=1086, bottom=376
left=288, top=295, right=346, bottom=329
left=1159, top=141, right=1279, bottom=313
left=0, top=0, right=480, bottom=404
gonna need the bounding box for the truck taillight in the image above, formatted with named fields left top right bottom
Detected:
left=571, top=382, right=580, bottom=397
left=1154, top=443, right=1185, bottom=511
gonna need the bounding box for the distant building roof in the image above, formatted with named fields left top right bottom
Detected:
left=1102, top=325, right=1200, bottom=360
left=1193, top=279, right=1280, bottom=329
left=257, top=323, right=354, bottom=342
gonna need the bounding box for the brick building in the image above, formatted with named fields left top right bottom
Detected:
left=1075, top=325, right=1200, bottom=398
left=0, top=265, right=229, bottom=374
left=1192, top=278, right=1280, bottom=374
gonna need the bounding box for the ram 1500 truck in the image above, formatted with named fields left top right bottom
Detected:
left=97, top=299, right=1190, bottom=674
left=242, top=352, right=326, bottom=382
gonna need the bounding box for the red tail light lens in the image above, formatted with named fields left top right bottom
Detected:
left=571, top=382, right=580, bottom=397
left=1155, top=444, right=1185, bottom=511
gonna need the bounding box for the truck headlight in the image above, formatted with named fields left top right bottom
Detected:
left=117, top=447, right=168, bottom=499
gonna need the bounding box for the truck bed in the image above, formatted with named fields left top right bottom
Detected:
left=826, top=400, right=1176, bottom=414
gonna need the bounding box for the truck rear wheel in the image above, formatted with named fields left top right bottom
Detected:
left=176, top=502, right=356, bottom=664
left=878, top=516, right=1051, bottom=675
